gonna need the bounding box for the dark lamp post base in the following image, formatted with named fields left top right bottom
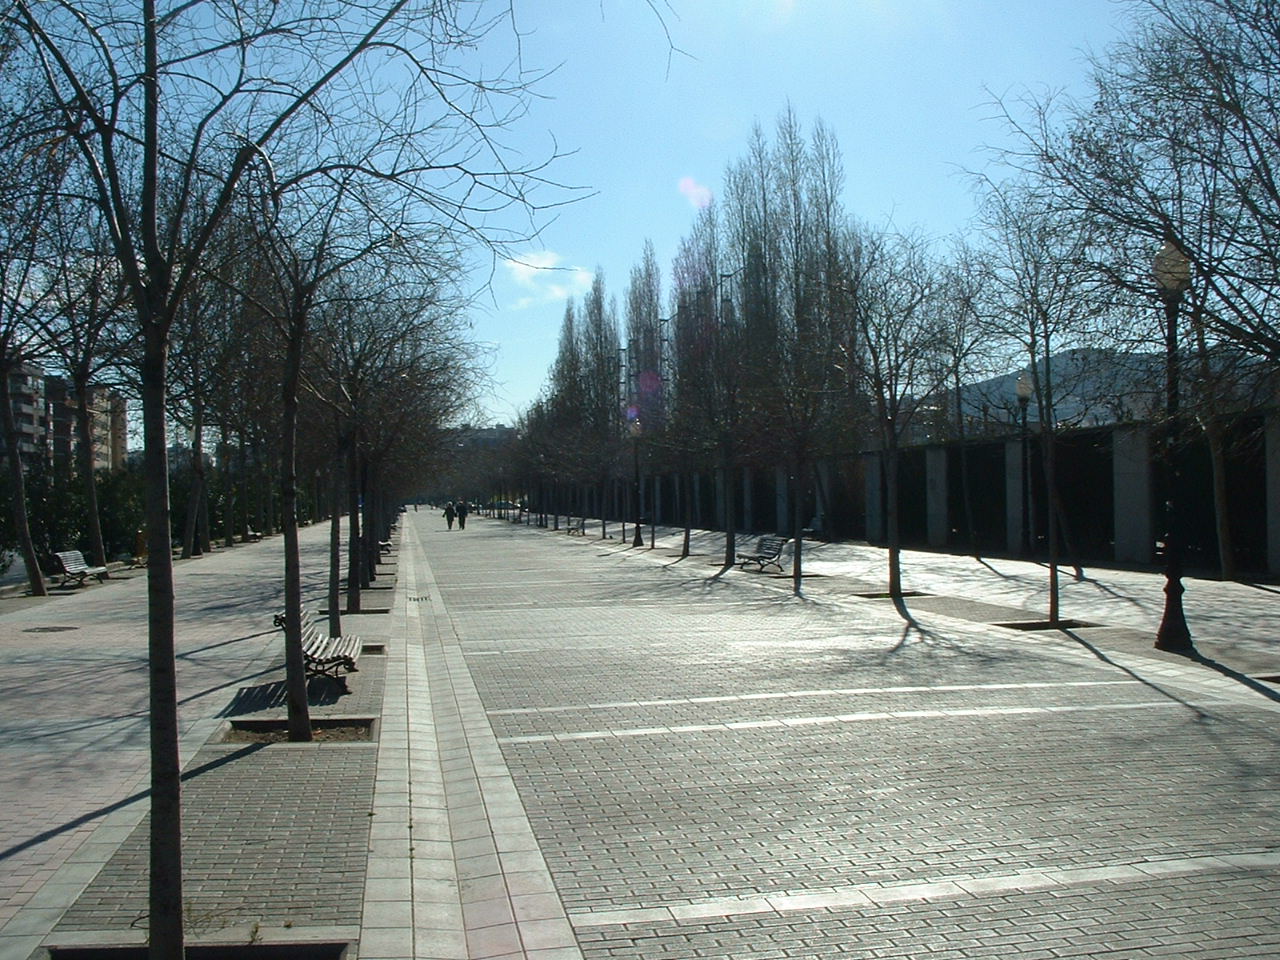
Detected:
left=1155, top=579, right=1194, bottom=655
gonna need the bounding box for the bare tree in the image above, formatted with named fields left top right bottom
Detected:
left=7, top=1, right=566, bottom=953
left=840, top=226, right=949, bottom=599
left=0, top=82, right=63, bottom=597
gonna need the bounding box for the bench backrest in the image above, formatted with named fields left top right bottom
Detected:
left=758, top=536, right=789, bottom=554
left=54, top=550, right=89, bottom=572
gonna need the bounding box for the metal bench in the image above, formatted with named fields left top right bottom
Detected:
left=566, top=516, right=587, bottom=536
left=275, top=608, right=361, bottom=689
left=51, top=550, right=108, bottom=587
left=736, top=535, right=791, bottom=573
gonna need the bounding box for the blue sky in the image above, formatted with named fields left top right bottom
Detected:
left=471, top=0, right=1135, bottom=424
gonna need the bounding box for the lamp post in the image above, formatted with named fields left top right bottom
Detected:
left=1153, top=236, right=1194, bottom=655
left=630, top=416, right=643, bottom=547
left=1016, top=372, right=1032, bottom=557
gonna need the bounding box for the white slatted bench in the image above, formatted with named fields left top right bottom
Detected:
left=52, top=550, right=108, bottom=587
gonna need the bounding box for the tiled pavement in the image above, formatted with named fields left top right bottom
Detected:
left=0, top=515, right=1277, bottom=959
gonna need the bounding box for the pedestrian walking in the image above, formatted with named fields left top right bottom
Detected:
left=456, top=499, right=469, bottom=530
left=443, top=501, right=456, bottom=530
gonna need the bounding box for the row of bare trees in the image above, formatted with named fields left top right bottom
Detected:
left=1, top=0, right=565, bottom=955
left=513, top=0, right=1278, bottom=608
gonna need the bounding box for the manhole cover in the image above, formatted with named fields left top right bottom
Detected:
left=23, top=626, right=80, bottom=633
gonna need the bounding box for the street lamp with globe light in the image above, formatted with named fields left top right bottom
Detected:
left=1152, top=236, right=1195, bottom=655
left=630, top=416, right=644, bottom=547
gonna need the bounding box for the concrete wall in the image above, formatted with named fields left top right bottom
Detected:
left=1004, top=439, right=1023, bottom=556
left=925, top=446, right=947, bottom=547
left=864, top=452, right=883, bottom=544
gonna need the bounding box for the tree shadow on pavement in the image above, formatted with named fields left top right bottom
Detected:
left=0, top=743, right=266, bottom=864
left=1060, top=627, right=1216, bottom=718
left=1189, top=651, right=1280, bottom=705
left=219, top=677, right=347, bottom=716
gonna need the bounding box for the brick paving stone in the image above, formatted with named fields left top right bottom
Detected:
left=53, top=742, right=376, bottom=935
left=5, top=512, right=1279, bottom=960
left=419, top=518, right=1280, bottom=959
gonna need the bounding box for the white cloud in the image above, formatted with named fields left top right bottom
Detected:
left=678, top=176, right=713, bottom=209
left=503, top=251, right=593, bottom=308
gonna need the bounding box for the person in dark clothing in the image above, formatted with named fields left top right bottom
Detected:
left=443, top=501, right=456, bottom=530
left=456, top=499, right=469, bottom=530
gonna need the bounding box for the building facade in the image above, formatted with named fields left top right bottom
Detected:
left=0, top=365, right=127, bottom=473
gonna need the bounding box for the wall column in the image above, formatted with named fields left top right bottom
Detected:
left=1004, top=438, right=1022, bottom=555
left=1113, top=424, right=1153, bottom=564
left=925, top=445, right=948, bottom=548
left=864, top=452, right=883, bottom=544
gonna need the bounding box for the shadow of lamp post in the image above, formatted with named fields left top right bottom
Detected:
left=1152, top=236, right=1195, bottom=655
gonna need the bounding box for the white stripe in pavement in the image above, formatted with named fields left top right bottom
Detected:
left=496, top=699, right=1207, bottom=744
left=486, top=680, right=1141, bottom=715
left=567, top=851, right=1280, bottom=927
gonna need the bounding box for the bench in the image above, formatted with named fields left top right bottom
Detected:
left=736, top=535, right=791, bottom=573
left=566, top=516, right=587, bottom=536
left=51, top=550, right=108, bottom=587
left=275, top=608, right=361, bottom=689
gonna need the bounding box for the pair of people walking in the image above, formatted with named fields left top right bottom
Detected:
left=442, top=499, right=469, bottom=530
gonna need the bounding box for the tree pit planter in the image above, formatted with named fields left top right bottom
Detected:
left=220, top=718, right=377, bottom=744
left=44, top=944, right=351, bottom=960
left=992, top=619, right=1097, bottom=631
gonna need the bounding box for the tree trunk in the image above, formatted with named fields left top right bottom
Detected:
left=328, top=461, right=343, bottom=638
left=142, top=325, right=184, bottom=960
left=198, top=481, right=211, bottom=555
left=791, top=457, right=806, bottom=596
left=885, top=445, right=903, bottom=598
left=681, top=468, right=692, bottom=559
left=220, top=430, right=235, bottom=547
left=73, top=380, right=110, bottom=569
left=280, top=310, right=312, bottom=742
left=953, top=378, right=979, bottom=558
left=1204, top=418, right=1236, bottom=580
left=1042, top=428, right=1061, bottom=623
left=237, top=442, right=250, bottom=541
left=346, top=442, right=361, bottom=614
left=1, top=364, right=48, bottom=596
left=181, top=404, right=203, bottom=559
left=721, top=452, right=738, bottom=568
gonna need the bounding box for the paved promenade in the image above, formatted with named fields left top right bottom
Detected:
left=0, top=514, right=1277, bottom=960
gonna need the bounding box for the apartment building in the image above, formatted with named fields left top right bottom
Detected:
left=0, top=365, right=127, bottom=472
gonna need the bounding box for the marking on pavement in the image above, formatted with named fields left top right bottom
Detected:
left=567, top=851, right=1280, bottom=927
left=497, top=699, right=1216, bottom=744
left=486, top=680, right=1142, bottom=715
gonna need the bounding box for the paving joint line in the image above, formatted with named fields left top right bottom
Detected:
left=566, top=850, right=1280, bottom=928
